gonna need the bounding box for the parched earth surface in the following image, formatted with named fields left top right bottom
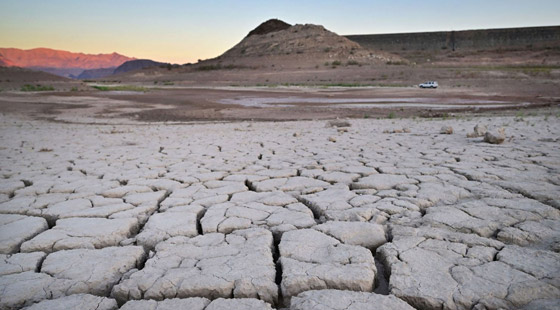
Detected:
left=0, top=113, right=559, bottom=310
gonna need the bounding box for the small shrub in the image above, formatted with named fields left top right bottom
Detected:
left=20, top=84, right=54, bottom=92
left=331, top=60, right=341, bottom=66
left=346, top=60, right=359, bottom=66
left=387, top=112, right=396, bottom=119
left=70, top=87, right=78, bottom=92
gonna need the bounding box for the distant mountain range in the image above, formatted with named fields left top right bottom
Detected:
left=0, top=47, right=133, bottom=68
left=0, top=48, right=168, bottom=79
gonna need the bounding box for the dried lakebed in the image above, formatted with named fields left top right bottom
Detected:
left=217, top=96, right=527, bottom=110
left=0, top=114, right=559, bottom=310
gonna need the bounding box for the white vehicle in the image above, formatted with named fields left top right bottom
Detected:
left=419, top=81, right=438, bottom=88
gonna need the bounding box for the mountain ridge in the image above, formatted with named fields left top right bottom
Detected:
left=0, top=47, right=134, bottom=69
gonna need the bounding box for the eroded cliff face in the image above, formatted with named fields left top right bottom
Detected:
left=346, top=26, right=560, bottom=51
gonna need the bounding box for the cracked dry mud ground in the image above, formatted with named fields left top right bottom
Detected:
left=0, top=113, right=559, bottom=310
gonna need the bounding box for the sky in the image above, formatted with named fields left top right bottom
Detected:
left=1, top=0, right=559, bottom=64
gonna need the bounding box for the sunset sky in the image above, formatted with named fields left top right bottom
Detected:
left=1, top=0, right=558, bottom=64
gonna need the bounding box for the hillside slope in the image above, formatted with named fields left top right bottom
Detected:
left=76, top=67, right=117, bottom=80
left=113, top=59, right=168, bottom=75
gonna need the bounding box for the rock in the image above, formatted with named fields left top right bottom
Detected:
left=474, top=124, right=487, bottom=136
left=0, top=215, right=48, bottom=253
left=112, top=228, right=277, bottom=305
left=20, top=294, right=118, bottom=310
left=279, top=229, right=376, bottom=302
left=20, top=217, right=138, bottom=253
left=0, top=252, right=46, bottom=276
left=484, top=127, right=506, bottom=144
left=328, top=136, right=337, bottom=142
left=41, top=246, right=145, bottom=295
left=326, top=120, right=351, bottom=128
left=467, top=124, right=488, bottom=138
left=440, top=126, right=454, bottom=134
left=290, top=290, right=416, bottom=310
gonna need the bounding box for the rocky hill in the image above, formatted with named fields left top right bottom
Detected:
left=76, top=59, right=169, bottom=80
left=113, top=59, right=168, bottom=75
left=76, top=67, right=117, bottom=80
left=207, top=19, right=400, bottom=68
